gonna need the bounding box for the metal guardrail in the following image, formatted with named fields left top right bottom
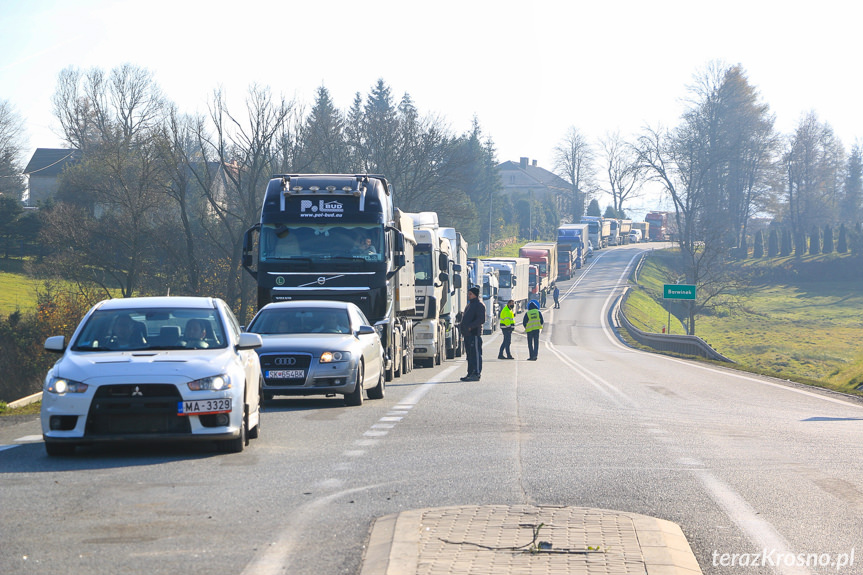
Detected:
left=615, top=286, right=733, bottom=363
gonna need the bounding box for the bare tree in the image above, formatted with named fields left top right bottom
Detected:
left=0, top=100, right=27, bottom=199
left=553, top=126, right=594, bottom=222
left=46, top=65, right=168, bottom=297
left=598, top=130, right=644, bottom=216
left=194, top=85, right=294, bottom=319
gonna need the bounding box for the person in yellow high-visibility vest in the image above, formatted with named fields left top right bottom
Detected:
left=497, top=300, right=516, bottom=359
left=522, top=300, right=544, bottom=361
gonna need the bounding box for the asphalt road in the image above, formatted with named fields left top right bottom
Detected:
left=2, top=243, right=862, bottom=575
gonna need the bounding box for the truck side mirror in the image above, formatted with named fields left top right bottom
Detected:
left=394, top=253, right=405, bottom=267
left=453, top=274, right=462, bottom=289
left=512, top=278, right=517, bottom=286
left=438, top=272, right=449, bottom=284
left=439, top=253, right=449, bottom=270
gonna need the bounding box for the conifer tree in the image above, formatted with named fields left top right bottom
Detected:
left=768, top=228, right=779, bottom=257
left=822, top=225, right=834, bottom=253
left=837, top=223, right=848, bottom=253
left=809, top=226, right=821, bottom=255
left=753, top=229, right=764, bottom=258
left=780, top=228, right=792, bottom=256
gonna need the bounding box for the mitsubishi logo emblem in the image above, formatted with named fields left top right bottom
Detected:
left=132, top=386, right=143, bottom=396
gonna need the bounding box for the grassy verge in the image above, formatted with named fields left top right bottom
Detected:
left=0, top=401, right=41, bottom=416
left=0, top=258, right=41, bottom=313
left=623, top=249, right=863, bottom=394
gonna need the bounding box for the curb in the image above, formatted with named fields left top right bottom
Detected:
left=361, top=505, right=703, bottom=575
left=7, top=391, right=42, bottom=409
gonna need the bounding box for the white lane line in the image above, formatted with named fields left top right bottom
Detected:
left=363, top=430, right=388, bottom=437
left=693, top=469, right=810, bottom=575
left=545, top=340, right=634, bottom=408
left=241, top=482, right=391, bottom=575
left=371, top=423, right=396, bottom=430
left=379, top=416, right=404, bottom=422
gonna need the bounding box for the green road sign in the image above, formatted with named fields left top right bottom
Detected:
left=663, top=284, right=696, bottom=300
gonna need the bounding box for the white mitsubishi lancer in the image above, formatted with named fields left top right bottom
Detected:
left=40, top=296, right=263, bottom=456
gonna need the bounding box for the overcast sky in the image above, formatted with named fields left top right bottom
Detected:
left=2, top=0, right=861, bottom=216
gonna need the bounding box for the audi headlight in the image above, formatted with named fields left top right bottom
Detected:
left=320, top=351, right=350, bottom=363
left=188, top=374, right=232, bottom=391
left=44, top=376, right=88, bottom=395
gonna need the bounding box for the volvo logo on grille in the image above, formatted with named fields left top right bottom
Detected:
left=132, top=386, right=143, bottom=396
left=317, top=276, right=327, bottom=285
left=274, top=357, right=297, bottom=366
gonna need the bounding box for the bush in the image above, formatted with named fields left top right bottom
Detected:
left=0, top=283, right=97, bottom=403
left=753, top=230, right=764, bottom=258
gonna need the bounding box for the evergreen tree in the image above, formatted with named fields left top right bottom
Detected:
left=767, top=228, right=779, bottom=257
left=298, top=86, right=349, bottom=172
left=603, top=205, right=618, bottom=218
left=843, top=144, right=862, bottom=224
left=809, top=226, right=821, bottom=255
left=780, top=228, right=792, bottom=256
left=837, top=223, right=848, bottom=253
left=586, top=199, right=601, bottom=216
left=822, top=225, right=834, bottom=253
left=794, top=231, right=807, bottom=256
left=753, top=229, right=764, bottom=258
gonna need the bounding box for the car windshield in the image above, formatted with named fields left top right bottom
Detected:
left=247, top=308, right=352, bottom=335
left=71, top=308, right=227, bottom=351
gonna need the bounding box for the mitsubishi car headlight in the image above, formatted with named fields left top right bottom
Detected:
left=45, top=377, right=88, bottom=395
left=188, top=375, right=232, bottom=391
left=320, top=351, right=350, bottom=363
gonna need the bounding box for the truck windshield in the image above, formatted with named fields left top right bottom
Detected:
left=497, top=271, right=512, bottom=288
left=260, top=224, right=383, bottom=262
left=414, top=248, right=433, bottom=286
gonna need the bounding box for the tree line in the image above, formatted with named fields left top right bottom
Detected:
left=1, top=66, right=529, bottom=324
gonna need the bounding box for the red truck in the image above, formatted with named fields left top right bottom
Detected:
left=645, top=211, right=670, bottom=241
left=519, top=242, right=559, bottom=298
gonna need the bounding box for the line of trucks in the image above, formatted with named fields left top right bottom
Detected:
left=241, top=174, right=495, bottom=385
left=239, top=173, right=673, bottom=385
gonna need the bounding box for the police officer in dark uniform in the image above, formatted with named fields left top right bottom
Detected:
left=459, top=286, right=486, bottom=381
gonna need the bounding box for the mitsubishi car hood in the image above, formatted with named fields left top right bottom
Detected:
left=54, top=349, right=236, bottom=383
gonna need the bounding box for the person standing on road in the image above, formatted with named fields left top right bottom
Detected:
left=553, top=284, right=560, bottom=309
left=459, top=286, right=486, bottom=381
left=497, top=299, right=516, bottom=360
left=522, top=299, right=544, bottom=361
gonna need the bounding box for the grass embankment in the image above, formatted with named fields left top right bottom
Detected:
left=0, top=259, right=40, bottom=313
left=624, top=249, right=863, bottom=394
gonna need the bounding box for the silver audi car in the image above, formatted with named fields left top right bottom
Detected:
left=244, top=300, right=385, bottom=406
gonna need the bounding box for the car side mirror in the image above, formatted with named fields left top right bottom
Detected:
left=356, top=325, right=375, bottom=336
left=45, top=335, right=66, bottom=353
left=236, top=332, right=263, bottom=350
